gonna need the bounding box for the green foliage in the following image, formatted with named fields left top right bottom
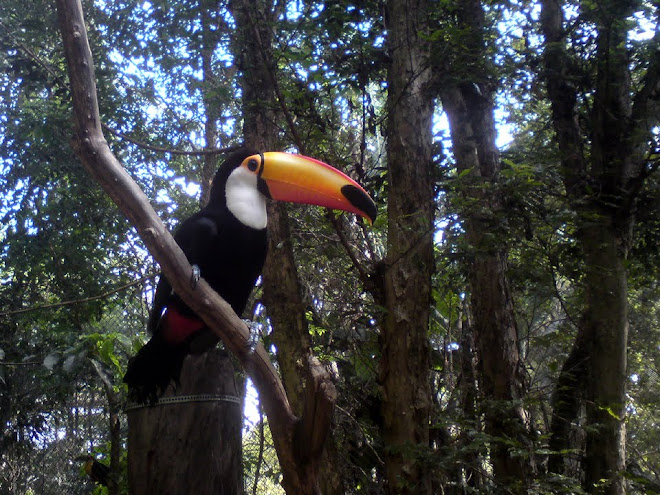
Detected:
left=243, top=418, right=285, bottom=494
left=1, top=0, right=659, bottom=493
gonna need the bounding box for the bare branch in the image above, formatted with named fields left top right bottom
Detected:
left=294, top=356, right=337, bottom=461
left=102, top=123, right=240, bottom=157
left=55, top=0, right=295, bottom=440
left=0, top=273, right=157, bottom=318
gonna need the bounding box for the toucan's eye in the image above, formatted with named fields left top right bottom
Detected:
left=247, top=159, right=259, bottom=172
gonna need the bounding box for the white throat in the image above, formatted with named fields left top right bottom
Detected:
left=225, top=167, right=267, bottom=230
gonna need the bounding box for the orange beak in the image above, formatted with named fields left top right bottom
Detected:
left=241, top=152, right=377, bottom=224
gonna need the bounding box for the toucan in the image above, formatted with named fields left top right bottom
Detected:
left=77, top=454, right=110, bottom=486
left=124, top=147, right=376, bottom=403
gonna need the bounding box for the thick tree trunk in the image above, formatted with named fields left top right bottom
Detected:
left=548, top=326, right=588, bottom=475
left=127, top=350, right=243, bottom=495
left=581, top=20, right=632, bottom=492
left=261, top=202, right=311, bottom=415
left=380, top=0, right=434, bottom=492
left=260, top=205, right=345, bottom=495
left=470, top=252, right=531, bottom=486
left=438, top=4, right=532, bottom=483
left=580, top=219, right=628, bottom=493
left=547, top=212, right=629, bottom=495
left=539, top=0, right=658, bottom=491
left=259, top=201, right=346, bottom=495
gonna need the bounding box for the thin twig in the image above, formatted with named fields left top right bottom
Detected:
left=102, top=123, right=240, bottom=157
left=325, top=212, right=371, bottom=286
left=0, top=273, right=157, bottom=318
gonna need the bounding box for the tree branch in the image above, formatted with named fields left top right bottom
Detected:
left=539, top=0, right=588, bottom=198
left=0, top=273, right=156, bottom=318
left=55, top=0, right=295, bottom=442
left=295, top=355, right=337, bottom=462
left=0, top=18, right=237, bottom=159
left=102, top=123, right=240, bottom=157
left=629, top=27, right=660, bottom=172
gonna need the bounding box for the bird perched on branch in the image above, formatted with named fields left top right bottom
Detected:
left=78, top=454, right=110, bottom=487
left=124, top=147, right=376, bottom=403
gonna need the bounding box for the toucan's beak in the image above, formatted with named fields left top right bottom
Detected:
left=245, top=152, right=377, bottom=224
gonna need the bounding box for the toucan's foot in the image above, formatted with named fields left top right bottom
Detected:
left=191, top=264, right=201, bottom=288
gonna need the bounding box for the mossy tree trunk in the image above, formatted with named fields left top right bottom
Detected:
left=541, top=0, right=659, bottom=491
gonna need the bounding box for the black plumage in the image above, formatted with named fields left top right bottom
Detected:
left=82, top=455, right=111, bottom=486
left=124, top=146, right=377, bottom=403
left=124, top=148, right=267, bottom=403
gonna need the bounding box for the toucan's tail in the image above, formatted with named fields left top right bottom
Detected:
left=124, top=306, right=222, bottom=403
left=123, top=333, right=189, bottom=404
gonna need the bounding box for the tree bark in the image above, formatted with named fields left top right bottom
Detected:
left=230, top=0, right=337, bottom=493
left=120, top=2, right=245, bottom=491
left=540, top=0, right=659, bottom=492
left=55, top=3, right=330, bottom=495
left=547, top=325, right=589, bottom=475
left=580, top=220, right=628, bottom=493
left=262, top=202, right=311, bottom=416
left=127, top=350, right=243, bottom=495
left=436, top=1, right=533, bottom=489
left=379, top=0, right=434, bottom=492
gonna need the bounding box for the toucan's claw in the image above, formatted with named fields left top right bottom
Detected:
left=191, top=265, right=201, bottom=288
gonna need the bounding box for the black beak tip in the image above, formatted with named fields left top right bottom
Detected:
left=341, top=185, right=377, bottom=223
